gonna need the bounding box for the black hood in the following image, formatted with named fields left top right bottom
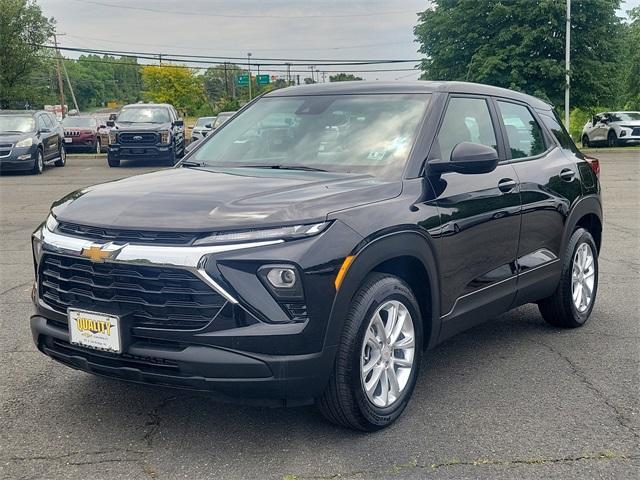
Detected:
left=0, top=132, right=33, bottom=143
left=51, top=167, right=401, bottom=231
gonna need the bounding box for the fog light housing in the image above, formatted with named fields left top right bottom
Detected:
left=258, top=264, right=303, bottom=300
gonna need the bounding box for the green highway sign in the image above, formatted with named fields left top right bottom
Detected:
left=256, top=74, right=270, bottom=86
left=236, top=74, right=249, bottom=86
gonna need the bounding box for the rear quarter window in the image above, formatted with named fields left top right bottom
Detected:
left=539, top=112, right=582, bottom=155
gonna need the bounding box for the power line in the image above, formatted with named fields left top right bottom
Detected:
left=72, top=0, right=418, bottom=19
left=38, top=44, right=421, bottom=65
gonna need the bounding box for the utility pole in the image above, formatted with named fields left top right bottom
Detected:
left=60, top=54, right=79, bottom=114
left=223, top=62, right=229, bottom=97
left=309, top=65, right=315, bottom=83
left=564, top=0, right=571, bottom=129
left=247, top=52, right=252, bottom=101
left=322, top=71, right=327, bottom=83
left=53, top=33, right=66, bottom=119
left=285, top=63, right=291, bottom=85
left=159, top=53, right=163, bottom=65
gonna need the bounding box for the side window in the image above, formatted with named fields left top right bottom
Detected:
left=436, top=97, right=497, bottom=162
left=42, top=114, right=54, bottom=129
left=36, top=115, right=48, bottom=131
left=497, top=101, right=546, bottom=159
left=539, top=112, right=580, bottom=154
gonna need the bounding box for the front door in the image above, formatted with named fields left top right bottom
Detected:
left=426, top=95, right=521, bottom=340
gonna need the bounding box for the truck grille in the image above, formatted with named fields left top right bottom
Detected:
left=64, top=130, right=80, bottom=137
left=56, top=221, right=198, bottom=246
left=0, top=143, right=12, bottom=157
left=119, top=132, right=157, bottom=145
left=39, top=254, right=225, bottom=330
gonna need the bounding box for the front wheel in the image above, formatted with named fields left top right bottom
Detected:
left=538, top=228, right=598, bottom=328
left=54, top=145, right=66, bottom=167
left=95, top=138, right=101, bottom=154
left=107, top=156, right=120, bottom=167
left=32, top=150, right=44, bottom=174
left=581, top=135, right=590, bottom=148
left=318, top=273, right=423, bottom=431
left=607, top=130, right=618, bottom=147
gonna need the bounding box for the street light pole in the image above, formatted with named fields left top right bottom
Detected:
left=247, top=52, right=252, bottom=101
left=565, top=0, right=571, bottom=129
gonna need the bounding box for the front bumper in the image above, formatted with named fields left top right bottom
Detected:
left=0, top=146, right=36, bottom=171
left=30, top=220, right=360, bottom=403
left=64, top=135, right=96, bottom=150
left=108, top=144, right=175, bottom=162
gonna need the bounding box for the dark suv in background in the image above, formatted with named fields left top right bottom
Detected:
left=106, top=103, right=185, bottom=167
left=30, top=82, right=602, bottom=430
left=0, top=110, right=66, bottom=174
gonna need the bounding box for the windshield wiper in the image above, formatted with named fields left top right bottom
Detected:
left=236, top=164, right=329, bottom=172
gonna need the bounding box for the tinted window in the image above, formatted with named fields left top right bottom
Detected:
left=117, top=107, right=170, bottom=123
left=497, top=101, right=546, bottom=159
left=193, top=94, right=430, bottom=180
left=436, top=97, right=497, bottom=162
left=36, top=115, right=48, bottom=131
left=42, top=114, right=54, bottom=129
left=539, top=112, right=580, bottom=154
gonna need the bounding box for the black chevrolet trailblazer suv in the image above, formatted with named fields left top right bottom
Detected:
left=106, top=103, right=185, bottom=167
left=31, top=82, right=602, bottom=430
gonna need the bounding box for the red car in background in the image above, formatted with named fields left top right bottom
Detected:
left=62, top=116, right=102, bottom=153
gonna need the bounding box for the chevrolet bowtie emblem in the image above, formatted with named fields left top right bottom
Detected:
left=80, top=243, right=125, bottom=263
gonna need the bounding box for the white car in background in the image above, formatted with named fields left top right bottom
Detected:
left=581, top=111, right=640, bottom=147
left=189, top=116, right=216, bottom=144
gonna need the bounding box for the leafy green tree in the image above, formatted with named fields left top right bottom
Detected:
left=414, top=0, right=624, bottom=110
left=623, top=7, right=640, bottom=109
left=0, top=0, right=55, bottom=108
left=329, top=73, right=363, bottom=82
left=141, top=64, right=206, bottom=116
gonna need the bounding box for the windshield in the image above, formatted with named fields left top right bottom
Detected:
left=195, top=117, right=215, bottom=127
left=63, top=117, right=96, bottom=127
left=192, top=95, right=430, bottom=179
left=610, top=112, right=640, bottom=122
left=0, top=115, right=35, bottom=133
left=117, top=107, right=170, bottom=124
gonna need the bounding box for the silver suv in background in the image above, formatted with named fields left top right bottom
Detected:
left=581, top=111, right=640, bottom=147
left=190, top=116, right=216, bottom=144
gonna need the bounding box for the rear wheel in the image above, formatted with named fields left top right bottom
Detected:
left=607, top=130, right=618, bottom=147
left=538, top=228, right=598, bottom=328
left=54, top=145, right=66, bottom=167
left=581, top=135, right=590, bottom=148
left=31, top=150, right=44, bottom=174
left=318, top=273, right=423, bottom=431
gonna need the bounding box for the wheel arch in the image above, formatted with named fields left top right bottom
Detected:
left=324, top=230, right=442, bottom=352
left=563, top=195, right=603, bottom=254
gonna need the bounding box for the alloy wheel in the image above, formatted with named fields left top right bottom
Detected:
left=571, top=243, right=596, bottom=313
left=360, top=300, right=415, bottom=408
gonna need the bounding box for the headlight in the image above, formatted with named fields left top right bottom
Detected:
left=45, top=214, right=58, bottom=232
left=193, top=222, right=330, bottom=246
left=15, top=137, right=33, bottom=148
left=109, top=131, right=117, bottom=144
left=160, top=130, right=170, bottom=144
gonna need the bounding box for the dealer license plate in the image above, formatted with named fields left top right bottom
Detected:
left=64, top=137, right=72, bottom=143
left=68, top=308, right=121, bottom=353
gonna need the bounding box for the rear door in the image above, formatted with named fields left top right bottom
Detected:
left=427, top=95, right=521, bottom=340
left=493, top=100, right=582, bottom=305
left=41, top=114, right=59, bottom=159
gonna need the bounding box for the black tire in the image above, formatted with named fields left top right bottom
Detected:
left=581, top=135, right=590, bottom=148
left=95, top=138, right=101, bottom=154
left=31, top=149, right=44, bottom=175
left=54, top=145, right=66, bottom=167
left=607, top=130, right=618, bottom=147
left=167, top=147, right=178, bottom=166
left=107, top=156, right=120, bottom=167
left=538, top=228, right=598, bottom=328
left=318, top=273, right=423, bottom=431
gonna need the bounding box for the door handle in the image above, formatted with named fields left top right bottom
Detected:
left=560, top=168, right=575, bottom=182
left=498, top=178, right=517, bottom=193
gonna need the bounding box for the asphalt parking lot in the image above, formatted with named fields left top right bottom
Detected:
left=1, top=151, right=638, bottom=480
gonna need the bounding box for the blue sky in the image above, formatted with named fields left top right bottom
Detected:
left=39, top=0, right=639, bottom=81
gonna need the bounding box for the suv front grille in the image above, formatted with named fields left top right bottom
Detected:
left=119, top=132, right=157, bottom=145
left=56, top=221, right=198, bottom=246
left=0, top=143, right=12, bottom=157
left=39, top=254, right=225, bottom=330
left=632, top=127, right=640, bottom=136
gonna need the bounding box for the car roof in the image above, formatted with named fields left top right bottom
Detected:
left=264, top=81, right=553, bottom=110
left=0, top=110, right=41, bottom=116
left=121, top=103, right=172, bottom=109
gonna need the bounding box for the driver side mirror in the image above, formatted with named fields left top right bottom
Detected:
left=106, top=120, right=115, bottom=127
left=204, top=123, right=212, bottom=129
left=428, top=142, right=499, bottom=175
left=174, top=118, right=184, bottom=127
